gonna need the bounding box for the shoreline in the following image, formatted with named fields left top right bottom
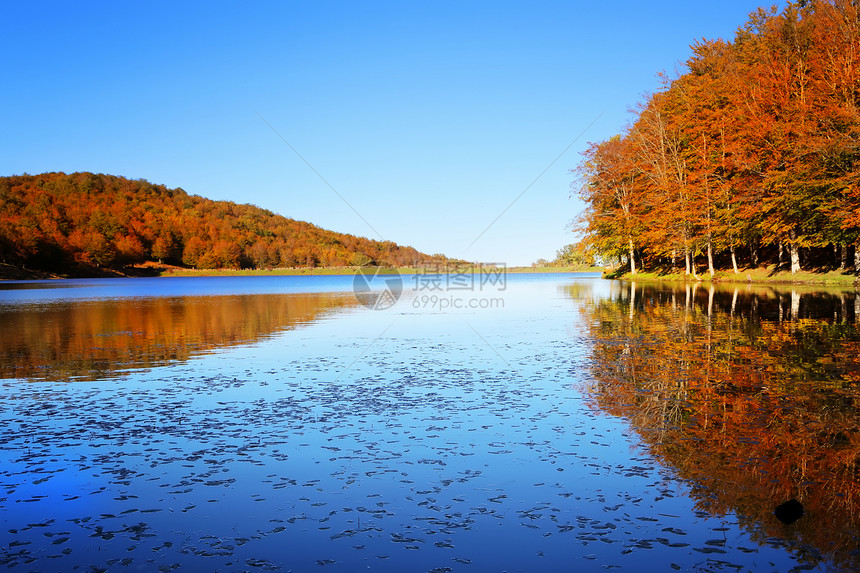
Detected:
left=0, top=263, right=603, bottom=280
left=608, top=265, right=860, bottom=288
left=158, top=266, right=601, bottom=277
left=6, top=261, right=858, bottom=287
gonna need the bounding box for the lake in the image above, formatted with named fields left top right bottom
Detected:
left=1, top=273, right=858, bottom=571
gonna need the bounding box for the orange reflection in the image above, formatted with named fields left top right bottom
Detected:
left=0, top=292, right=356, bottom=381
left=576, top=282, right=860, bottom=569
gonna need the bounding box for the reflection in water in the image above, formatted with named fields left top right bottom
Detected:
left=0, top=293, right=356, bottom=381
left=574, top=281, right=860, bottom=570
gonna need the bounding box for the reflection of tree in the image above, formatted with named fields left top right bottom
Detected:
left=0, top=293, right=355, bottom=382
left=578, top=281, right=860, bottom=570
left=559, top=282, right=594, bottom=302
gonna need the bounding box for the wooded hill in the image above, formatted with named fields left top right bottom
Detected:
left=577, top=0, right=860, bottom=276
left=0, top=172, right=448, bottom=275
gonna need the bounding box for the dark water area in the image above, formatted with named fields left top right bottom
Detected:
left=0, top=275, right=858, bottom=571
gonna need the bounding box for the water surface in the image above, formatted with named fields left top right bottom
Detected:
left=1, top=274, right=858, bottom=571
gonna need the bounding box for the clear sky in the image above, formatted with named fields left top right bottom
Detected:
left=1, top=0, right=771, bottom=266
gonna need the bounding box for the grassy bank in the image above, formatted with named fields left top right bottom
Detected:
left=160, top=265, right=605, bottom=277
left=608, top=264, right=860, bottom=286
left=508, top=266, right=604, bottom=273
left=0, top=262, right=627, bottom=280
left=158, top=266, right=384, bottom=277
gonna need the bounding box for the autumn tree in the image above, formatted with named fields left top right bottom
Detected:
left=578, top=135, right=644, bottom=273
left=574, top=0, right=860, bottom=276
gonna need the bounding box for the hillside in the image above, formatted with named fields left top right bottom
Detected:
left=0, top=172, right=447, bottom=276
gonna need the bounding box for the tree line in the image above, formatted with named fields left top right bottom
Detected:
left=576, top=0, right=860, bottom=275
left=0, top=172, right=449, bottom=274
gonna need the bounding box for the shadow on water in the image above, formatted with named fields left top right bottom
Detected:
left=568, top=280, right=860, bottom=570
left=0, top=292, right=357, bottom=381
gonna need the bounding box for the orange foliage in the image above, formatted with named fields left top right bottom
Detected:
left=577, top=1, right=860, bottom=272
left=0, top=172, right=449, bottom=274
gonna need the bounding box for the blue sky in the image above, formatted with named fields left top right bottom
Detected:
left=1, top=1, right=770, bottom=266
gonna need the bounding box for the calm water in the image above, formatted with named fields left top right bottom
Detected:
left=1, top=274, right=858, bottom=571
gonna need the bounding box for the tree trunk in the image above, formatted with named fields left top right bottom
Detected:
left=730, top=245, right=739, bottom=274
left=684, top=247, right=691, bottom=275
left=671, top=249, right=676, bottom=271
left=789, top=230, right=801, bottom=273
left=751, top=242, right=758, bottom=267
left=855, top=245, right=860, bottom=272
left=691, top=256, right=699, bottom=280
left=707, top=239, right=715, bottom=277
left=841, top=244, right=848, bottom=270
left=778, top=242, right=783, bottom=268
left=628, top=239, right=636, bottom=275
left=790, top=244, right=801, bottom=273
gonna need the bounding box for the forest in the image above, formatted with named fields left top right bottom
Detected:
left=0, top=172, right=448, bottom=275
left=577, top=0, right=860, bottom=276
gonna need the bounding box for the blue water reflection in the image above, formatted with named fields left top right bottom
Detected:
left=0, top=274, right=835, bottom=571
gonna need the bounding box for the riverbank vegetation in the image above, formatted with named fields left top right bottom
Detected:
left=528, top=242, right=605, bottom=272
left=0, top=172, right=450, bottom=277
left=161, top=265, right=602, bottom=277
left=607, top=262, right=860, bottom=285
left=576, top=0, right=860, bottom=279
